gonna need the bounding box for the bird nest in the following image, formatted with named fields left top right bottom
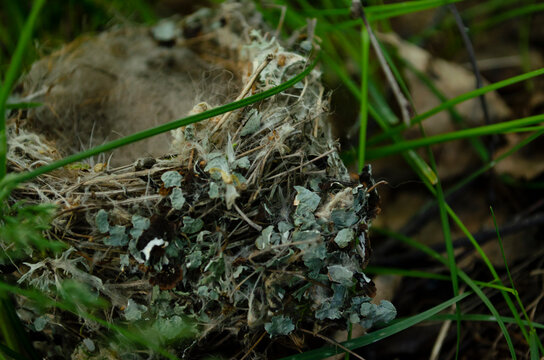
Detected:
left=5, top=2, right=395, bottom=359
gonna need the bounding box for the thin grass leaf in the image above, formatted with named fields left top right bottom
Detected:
left=0, top=291, right=39, bottom=360
left=473, top=3, right=544, bottom=34
left=367, top=0, right=464, bottom=20
left=365, top=266, right=451, bottom=280
left=0, top=0, right=46, bottom=180
left=411, top=165, right=532, bottom=352
left=5, top=102, right=42, bottom=110
left=430, top=314, right=544, bottom=330
left=279, top=292, right=471, bottom=360
left=358, top=27, right=369, bottom=171
left=368, top=67, right=544, bottom=145
left=365, top=265, right=515, bottom=293
left=366, top=113, right=544, bottom=159
left=530, top=330, right=540, bottom=360
left=321, top=51, right=438, bottom=184
left=444, top=130, right=544, bottom=198
left=127, top=0, right=157, bottom=24
left=402, top=59, right=489, bottom=162
left=0, top=341, right=31, bottom=360
left=0, top=281, right=182, bottom=360
left=444, top=203, right=534, bottom=352
left=305, top=0, right=466, bottom=21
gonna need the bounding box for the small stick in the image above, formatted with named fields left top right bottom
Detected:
left=429, top=310, right=453, bottom=360
left=237, top=144, right=266, bottom=158
left=366, top=180, right=388, bottom=193
left=240, top=331, right=267, bottom=360
left=234, top=203, right=263, bottom=231
left=187, top=148, right=195, bottom=171
left=212, top=54, right=275, bottom=133
left=351, top=0, right=413, bottom=125
left=274, top=5, right=287, bottom=40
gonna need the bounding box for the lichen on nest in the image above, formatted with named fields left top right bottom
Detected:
left=5, top=2, right=395, bottom=358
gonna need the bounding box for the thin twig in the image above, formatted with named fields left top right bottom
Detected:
left=429, top=310, right=453, bottom=360
left=240, top=331, right=267, bottom=360
left=351, top=0, right=413, bottom=125
left=234, top=203, right=263, bottom=231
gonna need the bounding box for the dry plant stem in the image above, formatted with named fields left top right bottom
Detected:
left=351, top=0, right=413, bottom=125
left=429, top=310, right=454, bottom=360
left=212, top=54, right=275, bottom=133
left=299, top=328, right=366, bottom=360
left=366, top=180, right=387, bottom=193
left=240, top=331, right=267, bottom=360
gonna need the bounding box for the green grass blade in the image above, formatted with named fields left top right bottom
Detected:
left=366, top=265, right=515, bottom=292
left=412, top=65, right=544, bottom=123
left=306, top=0, right=465, bottom=21
left=321, top=51, right=438, bottom=184
left=5, top=102, right=42, bottom=110
left=0, top=341, right=31, bottom=360
left=279, top=292, right=471, bottom=360
left=402, top=59, right=489, bottom=162
left=530, top=330, right=540, bottom=360
left=368, top=67, right=544, bottom=145
left=430, top=313, right=544, bottom=330
left=276, top=4, right=436, bottom=184
left=0, top=55, right=319, bottom=190
left=443, top=203, right=534, bottom=350
left=474, top=3, right=544, bottom=34
left=371, top=227, right=516, bottom=358
left=0, top=0, right=46, bottom=180
left=491, top=207, right=542, bottom=353
left=366, top=113, right=544, bottom=159
left=441, top=129, right=544, bottom=201
left=365, top=266, right=451, bottom=280
left=358, top=27, right=370, bottom=171
left=365, top=266, right=514, bottom=293
left=422, top=123, right=461, bottom=358
left=127, top=0, right=157, bottom=24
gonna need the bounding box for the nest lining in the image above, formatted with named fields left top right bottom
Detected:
left=5, top=3, right=395, bottom=359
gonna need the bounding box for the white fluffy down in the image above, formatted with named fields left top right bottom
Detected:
left=140, top=238, right=169, bottom=263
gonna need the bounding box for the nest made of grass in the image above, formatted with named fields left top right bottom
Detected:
left=5, top=2, right=394, bottom=359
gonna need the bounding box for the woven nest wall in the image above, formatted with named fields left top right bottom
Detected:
left=6, top=2, right=395, bottom=359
